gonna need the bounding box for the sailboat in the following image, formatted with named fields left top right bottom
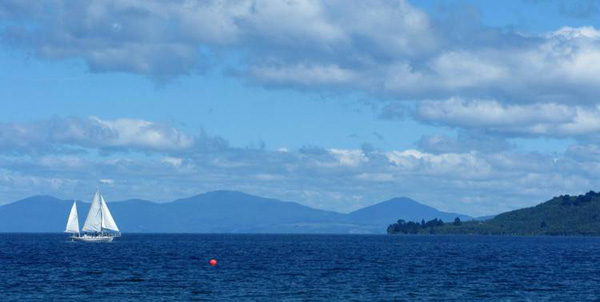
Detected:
left=65, top=189, right=120, bottom=242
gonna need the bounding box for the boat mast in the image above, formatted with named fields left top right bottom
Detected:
left=96, top=184, right=103, bottom=236
left=75, top=199, right=80, bottom=237
left=99, top=189, right=104, bottom=236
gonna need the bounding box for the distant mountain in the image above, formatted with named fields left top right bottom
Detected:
left=348, top=197, right=472, bottom=226
left=131, top=191, right=347, bottom=233
left=389, top=191, right=600, bottom=236
left=0, top=195, right=74, bottom=232
left=475, top=214, right=496, bottom=221
left=0, top=191, right=471, bottom=234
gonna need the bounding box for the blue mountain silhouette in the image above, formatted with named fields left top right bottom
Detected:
left=0, top=191, right=471, bottom=234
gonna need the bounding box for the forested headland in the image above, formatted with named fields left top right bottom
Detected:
left=387, top=191, right=600, bottom=236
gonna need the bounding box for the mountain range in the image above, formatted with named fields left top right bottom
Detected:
left=0, top=190, right=472, bottom=234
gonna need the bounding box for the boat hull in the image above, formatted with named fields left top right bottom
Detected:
left=73, top=235, right=114, bottom=243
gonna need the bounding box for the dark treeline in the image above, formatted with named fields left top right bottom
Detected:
left=387, top=217, right=459, bottom=234
left=387, top=190, right=600, bottom=236
left=560, top=191, right=600, bottom=206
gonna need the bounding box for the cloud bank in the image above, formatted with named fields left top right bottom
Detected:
left=1, top=116, right=600, bottom=216
left=417, top=99, right=600, bottom=138
left=3, top=1, right=600, bottom=139
left=1, top=1, right=599, bottom=103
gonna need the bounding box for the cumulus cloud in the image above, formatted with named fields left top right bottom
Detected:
left=5, top=2, right=600, bottom=148
left=1, top=115, right=594, bottom=216
left=417, top=98, right=600, bottom=138
left=0, top=116, right=195, bottom=154
left=3, top=138, right=599, bottom=215
left=3, top=1, right=600, bottom=104
left=380, top=25, right=600, bottom=103
left=3, top=116, right=600, bottom=216
left=385, top=149, right=494, bottom=180
left=327, top=149, right=368, bottom=167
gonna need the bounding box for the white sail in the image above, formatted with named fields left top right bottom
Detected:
left=82, top=191, right=102, bottom=232
left=100, top=195, right=119, bottom=232
left=65, top=201, right=79, bottom=234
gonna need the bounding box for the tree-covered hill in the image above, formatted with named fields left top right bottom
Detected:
left=388, top=191, right=600, bottom=236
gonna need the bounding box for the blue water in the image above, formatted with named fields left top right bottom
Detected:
left=2, top=234, right=600, bottom=301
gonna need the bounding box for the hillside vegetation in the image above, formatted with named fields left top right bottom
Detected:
left=388, top=191, right=600, bottom=236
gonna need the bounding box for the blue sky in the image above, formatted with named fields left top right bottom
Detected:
left=2, top=0, right=600, bottom=216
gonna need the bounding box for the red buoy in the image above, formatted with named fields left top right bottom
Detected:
left=209, top=259, right=217, bottom=266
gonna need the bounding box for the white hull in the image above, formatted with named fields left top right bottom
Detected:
left=73, top=235, right=114, bottom=243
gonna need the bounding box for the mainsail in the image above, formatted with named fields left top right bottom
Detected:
left=82, top=190, right=120, bottom=233
left=82, top=191, right=103, bottom=232
left=65, top=201, right=79, bottom=234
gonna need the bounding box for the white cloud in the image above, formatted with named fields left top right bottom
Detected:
left=4, top=131, right=600, bottom=216
left=99, top=179, right=114, bottom=185
left=0, top=116, right=195, bottom=153
left=89, top=117, right=194, bottom=150
left=385, top=149, right=494, bottom=179
left=417, top=98, right=600, bottom=137
left=3, top=1, right=600, bottom=106
left=5, top=1, right=600, bottom=109
left=435, top=51, right=509, bottom=87
left=0, top=1, right=434, bottom=81
left=327, top=149, right=368, bottom=167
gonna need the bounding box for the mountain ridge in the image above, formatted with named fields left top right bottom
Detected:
left=0, top=190, right=471, bottom=234
left=348, top=197, right=472, bottom=225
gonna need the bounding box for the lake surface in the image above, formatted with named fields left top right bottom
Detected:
left=2, top=234, right=600, bottom=301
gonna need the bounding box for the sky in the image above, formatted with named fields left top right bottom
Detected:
left=2, top=0, right=600, bottom=216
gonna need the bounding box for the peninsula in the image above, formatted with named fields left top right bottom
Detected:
left=388, top=191, right=600, bottom=236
